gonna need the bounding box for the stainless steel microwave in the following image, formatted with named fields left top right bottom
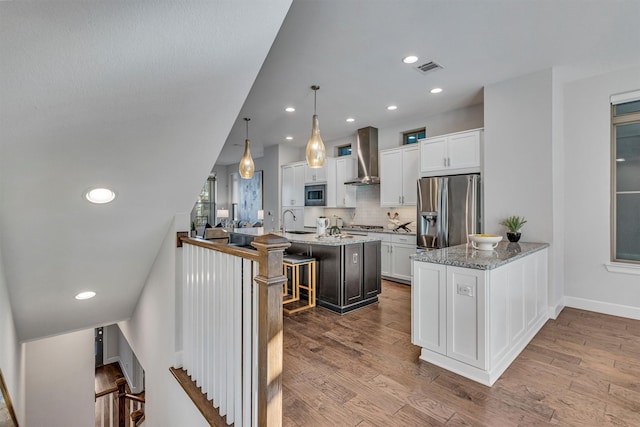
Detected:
left=304, top=184, right=326, bottom=206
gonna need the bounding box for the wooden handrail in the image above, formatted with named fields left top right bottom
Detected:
left=124, top=394, right=146, bottom=404
left=95, top=386, right=118, bottom=400
left=180, top=236, right=260, bottom=261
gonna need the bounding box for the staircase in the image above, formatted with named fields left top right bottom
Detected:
left=95, top=378, right=145, bottom=427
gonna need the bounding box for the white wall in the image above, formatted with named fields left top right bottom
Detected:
left=0, top=239, right=24, bottom=425
left=484, top=69, right=557, bottom=311
left=563, top=65, right=640, bottom=316
left=254, top=144, right=281, bottom=231
left=118, top=214, right=210, bottom=427
left=324, top=103, right=484, bottom=153
left=118, top=327, right=144, bottom=394
left=24, top=329, right=94, bottom=427
left=104, top=323, right=120, bottom=365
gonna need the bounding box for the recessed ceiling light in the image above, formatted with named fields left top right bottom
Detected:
left=285, top=136, right=293, bottom=140
left=402, top=55, right=418, bottom=64
left=430, top=87, right=443, bottom=94
left=85, top=188, right=116, bottom=204
left=346, top=117, right=355, bottom=122
left=285, top=107, right=295, bottom=112
left=75, top=291, right=96, bottom=300
left=616, top=158, right=626, bottom=162
left=387, top=105, right=398, bottom=111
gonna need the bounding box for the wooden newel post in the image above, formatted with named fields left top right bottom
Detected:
left=116, top=377, right=127, bottom=427
left=251, top=234, right=290, bottom=427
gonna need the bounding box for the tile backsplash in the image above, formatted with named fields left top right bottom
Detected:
left=323, top=185, right=416, bottom=230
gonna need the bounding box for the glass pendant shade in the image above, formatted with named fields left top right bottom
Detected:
left=239, top=139, right=254, bottom=179
left=306, top=85, right=326, bottom=168
left=239, top=117, right=255, bottom=179
left=306, top=114, right=326, bottom=168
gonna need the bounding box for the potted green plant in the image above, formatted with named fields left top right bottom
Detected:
left=190, top=221, right=197, bottom=237
left=500, top=215, right=527, bottom=242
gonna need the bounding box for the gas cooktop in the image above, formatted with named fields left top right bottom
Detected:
left=346, top=224, right=385, bottom=231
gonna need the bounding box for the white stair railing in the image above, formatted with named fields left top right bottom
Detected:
left=182, top=243, right=259, bottom=426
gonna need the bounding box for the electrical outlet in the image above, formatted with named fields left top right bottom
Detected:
left=457, top=284, right=474, bottom=297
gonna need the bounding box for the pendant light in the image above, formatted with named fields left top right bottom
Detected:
left=239, top=117, right=255, bottom=179
left=306, top=85, right=326, bottom=168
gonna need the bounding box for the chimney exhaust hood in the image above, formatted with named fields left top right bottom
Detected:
left=345, top=126, right=380, bottom=185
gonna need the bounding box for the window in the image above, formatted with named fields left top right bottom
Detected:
left=611, top=92, right=640, bottom=264
left=403, top=127, right=426, bottom=145
left=337, top=144, right=352, bottom=156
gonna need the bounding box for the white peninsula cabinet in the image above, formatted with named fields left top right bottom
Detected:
left=411, top=242, right=549, bottom=386
left=420, top=129, right=482, bottom=176
left=379, top=144, right=420, bottom=207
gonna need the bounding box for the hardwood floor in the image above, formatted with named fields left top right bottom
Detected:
left=282, top=280, right=640, bottom=426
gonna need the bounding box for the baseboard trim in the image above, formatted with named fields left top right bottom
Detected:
left=564, top=296, right=640, bottom=320
left=548, top=298, right=565, bottom=320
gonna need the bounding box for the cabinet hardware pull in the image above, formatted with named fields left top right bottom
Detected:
left=353, top=253, right=358, bottom=264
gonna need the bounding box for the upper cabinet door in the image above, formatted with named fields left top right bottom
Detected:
left=448, top=131, right=480, bottom=170
left=402, top=145, right=420, bottom=206
left=335, top=157, right=356, bottom=207
left=282, top=162, right=305, bottom=207
left=420, top=129, right=482, bottom=176
left=305, top=163, right=327, bottom=183
left=420, top=137, right=448, bottom=173
left=379, top=149, right=403, bottom=206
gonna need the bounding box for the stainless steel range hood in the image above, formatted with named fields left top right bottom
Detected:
left=345, top=126, right=380, bottom=185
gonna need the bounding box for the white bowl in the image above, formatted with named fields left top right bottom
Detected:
left=468, top=234, right=502, bottom=251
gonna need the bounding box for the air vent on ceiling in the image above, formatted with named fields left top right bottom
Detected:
left=415, top=61, right=443, bottom=74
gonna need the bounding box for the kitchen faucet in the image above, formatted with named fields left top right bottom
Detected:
left=281, top=209, right=296, bottom=233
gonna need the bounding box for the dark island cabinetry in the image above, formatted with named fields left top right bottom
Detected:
left=287, top=240, right=381, bottom=314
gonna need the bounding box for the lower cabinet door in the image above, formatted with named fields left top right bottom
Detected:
left=343, top=244, right=363, bottom=305
left=391, top=243, right=415, bottom=282
left=363, top=241, right=381, bottom=298
left=411, top=262, right=446, bottom=354
left=311, top=245, right=341, bottom=306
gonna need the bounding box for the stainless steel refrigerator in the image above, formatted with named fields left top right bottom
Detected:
left=417, top=174, right=482, bottom=249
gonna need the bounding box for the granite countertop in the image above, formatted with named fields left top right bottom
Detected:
left=413, top=241, right=549, bottom=270
left=228, top=227, right=382, bottom=246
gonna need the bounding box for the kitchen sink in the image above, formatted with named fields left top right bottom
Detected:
left=286, top=230, right=315, bottom=235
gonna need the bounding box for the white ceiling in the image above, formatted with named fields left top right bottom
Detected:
left=0, top=0, right=291, bottom=341
left=217, top=0, right=640, bottom=165
left=1, top=0, right=639, bottom=342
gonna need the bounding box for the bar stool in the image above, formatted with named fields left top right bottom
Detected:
left=282, top=254, right=316, bottom=315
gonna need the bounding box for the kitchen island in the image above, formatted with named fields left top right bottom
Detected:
left=412, top=241, right=549, bottom=386
left=227, top=228, right=382, bottom=314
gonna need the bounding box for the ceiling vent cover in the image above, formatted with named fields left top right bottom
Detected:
left=416, top=61, right=443, bottom=74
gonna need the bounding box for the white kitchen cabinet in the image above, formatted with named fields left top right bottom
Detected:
left=380, top=144, right=420, bottom=207
left=370, top=232, right=415, bottom=283
left=324, top=157, right=354, bottom=208
left=390, top=234, right=416, bottom=282
left=281, top=161, right=306, bottom=207
left=420, top=129, right=482, bottom=176
left=411, top=245, right=549, bottom=385
left=369, top=233, right=392, bottom=277
left=411, top=262, right=446, bottom=354
left=334, top=157, right=356, bottom=207
left=304, top=163, right=327, bottom=183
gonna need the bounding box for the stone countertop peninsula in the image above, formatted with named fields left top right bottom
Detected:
left=413, top=241, right=549, bottom=270
left=228, top=227, right=382, bottom=246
